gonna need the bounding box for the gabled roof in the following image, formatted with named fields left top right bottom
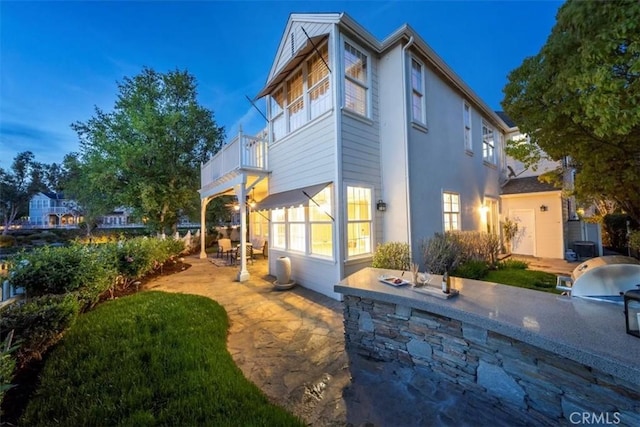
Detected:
left=495, top=111, right=516, bottom=128
left=501, top=176, right=560, bottom=195
left=259, top=12, right=512, bottom=132
left=42, top=192, right=65, bottom=199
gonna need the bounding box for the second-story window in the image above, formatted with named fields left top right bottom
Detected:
left=411, top=58, right=425, bottom=124
left=482, top=120, right=495, bottom=164
left=463, top=102, right=472, bottom=152
left=344, top=41, right=368, bottom=116
left=287, top=70, right=304, bottom=132
left=308, top=43, right=330, bottom=120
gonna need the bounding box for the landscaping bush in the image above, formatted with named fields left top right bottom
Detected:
left=629, top=230, right=640, bottom=259
left=0, top=331, right=19, bottom=413
left=0, top=235, right=16, bottom=248
left=450, top=231, right=500, bottom=267
left=602, top=213, right=638, bottom=251
left=0, top=294, right=80, bottom=366
left=453, top=260, right=489, bottom=280
left=372, top=242, right=411, bottom=270
left=7, top=244, right=117, bottom=304
left=497, top=259, right=529, bottom=270
left=422, top=233, right=462, bottom=274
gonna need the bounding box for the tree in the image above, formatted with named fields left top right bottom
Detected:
left=502, top=0, right=640, bottom=223
left=72, top=67, right=225, bottom=234
left=0, top=152, right=47, bottom=234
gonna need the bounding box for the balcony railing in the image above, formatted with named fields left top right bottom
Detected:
left=201, top=131, right=268, bottom=189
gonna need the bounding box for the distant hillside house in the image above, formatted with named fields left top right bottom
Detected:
left=28, top=192, right=82, bottom=227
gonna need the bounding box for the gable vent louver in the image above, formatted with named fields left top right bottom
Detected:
left=290, top=33, right=295, bottom=57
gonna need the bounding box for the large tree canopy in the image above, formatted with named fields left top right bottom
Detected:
left=0, top=152, right=47, bottom=234
left=502, top=0, right=640, bottom=222
left=72, top=67, right=225, bottom=233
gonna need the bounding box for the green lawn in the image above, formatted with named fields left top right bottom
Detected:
left=21, top=292, right=304, bottom=427
left=485, top=269, right=560, bottom=294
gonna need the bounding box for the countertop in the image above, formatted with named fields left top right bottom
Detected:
left=335, top=267, right=640, bottom=385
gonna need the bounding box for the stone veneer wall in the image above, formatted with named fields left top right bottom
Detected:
left=343, top=296, right=640, bottom=426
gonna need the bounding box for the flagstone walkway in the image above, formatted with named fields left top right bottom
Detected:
left=148, top=255, right=538, bottom=427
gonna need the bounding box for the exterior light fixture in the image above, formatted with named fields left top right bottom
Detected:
left=624, top=287, right=640, bottom=338
left=376, top=200, right=387, bottom=212
left=540, top=205, right=548, bottom=212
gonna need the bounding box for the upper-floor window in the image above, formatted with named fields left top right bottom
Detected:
left=411, top=58, right=425, bottom=124
left=269, top=41, right=331, bottom=142
left=443, top=192, right=460, bottom=231
left=344, top=41, right=368, bottom=117
left=308, top=43, right=330, bottom=120
left=482, top=120, right=495, bottom=164
left=463, top=102, right=472, bottom=152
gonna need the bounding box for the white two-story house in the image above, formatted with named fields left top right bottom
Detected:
left=198, top=13, right=511, bottom=299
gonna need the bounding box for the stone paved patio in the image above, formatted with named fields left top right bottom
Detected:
left=147, top=254, right=540, bottom=426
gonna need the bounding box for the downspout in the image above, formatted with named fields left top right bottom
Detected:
left=401, top=36, right=415, bottom=250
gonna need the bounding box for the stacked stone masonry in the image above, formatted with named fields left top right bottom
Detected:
left=343, top=296, right=640, bottom=426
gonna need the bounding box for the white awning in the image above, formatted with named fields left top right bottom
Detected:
left=255, top=182, right=331, bottom=211
left=255, top=34, right=329, bottom=99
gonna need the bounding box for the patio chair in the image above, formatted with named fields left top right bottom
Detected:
left=231, top=243, right=253, bottom=265
left=216, top=238, right=233, bottom=259
left=251, top=238, right=267, bottom=259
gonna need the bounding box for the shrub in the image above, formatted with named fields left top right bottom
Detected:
left=629, top=230, right=640, bottom=254
left=450, top=231, right=501, bottom=267
left=0, top=331, right=19, bottom=413
left=497, top=259, right=529, bottom=270
left=0, top=294, right=80, bottom=366
left=0, top=235, right=16, bottom=248
left=7, top=244, right=117, bottom=304
left=602, top=214, right=638, bottom=250
left=422, top=233, right=462, bottom=274
left=372, top=242, right=411, bottom=270
left=453, top=260, right=489, bottom=280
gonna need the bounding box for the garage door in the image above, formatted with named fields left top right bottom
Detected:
left=509, top=209, right=535, bottom=256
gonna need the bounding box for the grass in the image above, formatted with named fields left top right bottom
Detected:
left=20, top=291, right=304, bottom=427
left=484, top=269, right=560, bottom=294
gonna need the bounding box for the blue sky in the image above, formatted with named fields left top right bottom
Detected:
left=0, top=1, right=563, bottom=167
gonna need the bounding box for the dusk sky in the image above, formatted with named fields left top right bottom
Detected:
left=0, top=1, right=563, bottom=167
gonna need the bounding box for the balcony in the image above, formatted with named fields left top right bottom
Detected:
left=200, top=131, right=269, bottom=196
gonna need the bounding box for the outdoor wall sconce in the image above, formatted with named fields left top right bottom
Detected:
left=624, top=287, right=640, bottom=338
left=376, top=200, right=387, bottom=212
left=540, top=205, right=548, bottom=212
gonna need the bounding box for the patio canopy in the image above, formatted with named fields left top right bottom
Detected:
left=254, top=182, right=331, bottom=211
left=255, top=34, right=329, bottom=99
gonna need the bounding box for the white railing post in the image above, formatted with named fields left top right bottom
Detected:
left=238, top=125, right=244, bottom=168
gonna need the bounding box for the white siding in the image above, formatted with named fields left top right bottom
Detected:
left=377, top=44, right=409, bottom=243
left=406, top=48, right=503, bottom=263
left=268, top=114, right=335, bottom=193
left=271, top=21, right=333, bottom=81
left=268, top=249, right=342, bottom=299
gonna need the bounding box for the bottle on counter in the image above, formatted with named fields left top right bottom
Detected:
left=442, top=270, right=451, bottom=294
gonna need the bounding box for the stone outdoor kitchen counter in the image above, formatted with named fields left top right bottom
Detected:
left=335, top=267, right=640, bottom=386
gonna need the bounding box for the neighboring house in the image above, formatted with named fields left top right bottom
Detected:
left=198, top=13, right=512, bottom=299
left=28, top=192, right=82, bottom=227
left=498, top=114, right=602, bottom=259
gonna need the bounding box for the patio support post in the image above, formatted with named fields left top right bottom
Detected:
left=199, top=197, right=208, bottom=259
left=236, top=182, right=250, bottom=282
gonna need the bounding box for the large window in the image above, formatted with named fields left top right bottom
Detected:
left=344, top=42, right=368, bottom=116
left=267, top=186, right=334, bottom=259
left=411, top=58, right=425, bottom=124
left=268, top=41, right=331, bottom=142
left=482, top=120, right=495, bottom=163
left=347, top=186, right=372, bottom=257
left=309, top=186, right=333, bottom=257
left=463, top=102, right=472, bottom=152
left=443, top=192, right=460, bottom=231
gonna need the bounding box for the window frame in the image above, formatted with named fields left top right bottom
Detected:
left=482, top=120, right=496, bottom=164
left=463, top=101, right=472, bottom=152
left=343, top=38, right=370, bottom=118
left=410, top=56, right=426, bottom=125
left=346, top=185, right=374, bottom=259
left=309, top=185, right=333, bottom=258
left=442, top=191, right=461, bottom=232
